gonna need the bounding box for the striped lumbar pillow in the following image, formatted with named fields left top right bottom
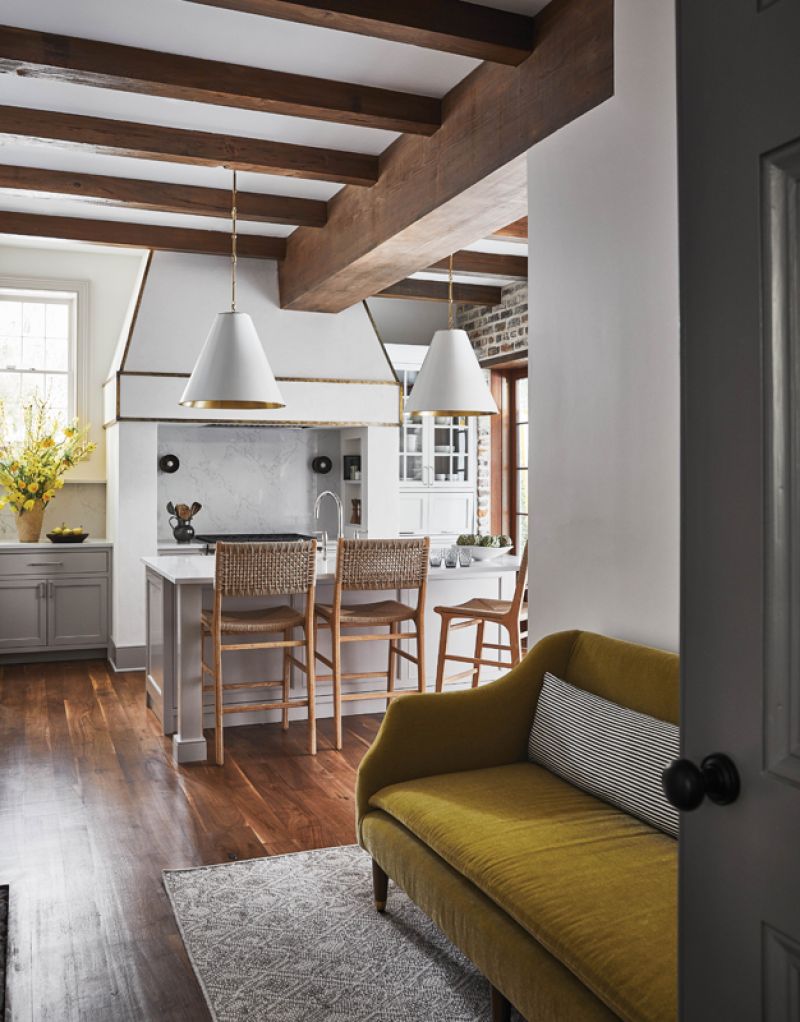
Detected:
left=528, top=672, right=679, bottom=837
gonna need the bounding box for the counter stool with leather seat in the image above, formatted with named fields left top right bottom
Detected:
left=201, top=539, right=317, bottom=765
left=434, top=543, right=528, bottom=692
left=315, top=537, right=429, bottom=750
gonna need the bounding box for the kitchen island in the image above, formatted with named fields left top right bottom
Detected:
left=143, top=550, right=522, bottom=763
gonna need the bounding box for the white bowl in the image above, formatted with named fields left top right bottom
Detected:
left=462, top=544, right=513, bottom=561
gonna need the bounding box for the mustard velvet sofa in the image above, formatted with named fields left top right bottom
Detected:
left=356, top=630, right=678, bottom=1022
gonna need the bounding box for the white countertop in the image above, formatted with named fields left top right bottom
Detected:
left=0, top=538, right=112, bottom=549
left=143, top=551, right=521, bottom=586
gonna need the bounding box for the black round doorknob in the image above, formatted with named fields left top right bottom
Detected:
left=661, top=753, right=740, bottom=811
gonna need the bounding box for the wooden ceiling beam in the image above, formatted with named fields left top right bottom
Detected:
left=427, top=251, right=527, bottom=279
left=377, top=279, right=501, bottom=306
left=0, top=24, right=441, bottom=136
left=0, top=211, right=286, bottom=258
left=182, top=0, right=535, bottom=65
left=278, top=0, right=613, bottom=311
left=0, top=164, right=327, bottom=227
left=490, top=217, right=528, bottom=240
left=0, top=105, right=378, bottom=186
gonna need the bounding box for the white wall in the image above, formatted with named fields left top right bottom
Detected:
left=526, top=0, right=679, bottom=652
left=0, top=240, right=146, bottom=482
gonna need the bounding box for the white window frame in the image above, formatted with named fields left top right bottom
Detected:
left=0, top=275, right=90, bottom=424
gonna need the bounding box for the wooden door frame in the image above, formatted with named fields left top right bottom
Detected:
left=486, top=357, right=528, bottom=538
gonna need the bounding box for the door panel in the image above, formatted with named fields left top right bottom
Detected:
left=48, top=577, right=108, bottom=647
left=398, top=492, right=427, bottom=534
left=428, top=491, right=474, bottom=535
left=0, top=579, right=47, bottom=649
left=679, top=0, right=800, bottom=1016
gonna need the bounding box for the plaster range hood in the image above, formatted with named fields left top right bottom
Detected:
left=103, top=251, right=401, bottom=430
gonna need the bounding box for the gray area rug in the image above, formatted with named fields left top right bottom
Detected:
left=164, top=844, right=518, bottom=1022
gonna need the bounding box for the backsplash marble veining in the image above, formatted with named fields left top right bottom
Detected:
left=157, top=426, right=329, bottom=541
left=0, top=483, right=107, bottom=540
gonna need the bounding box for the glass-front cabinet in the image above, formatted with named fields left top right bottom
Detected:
left=398, top=365, right=473, bottom=488
left=391, top=345, right=476, bottom=541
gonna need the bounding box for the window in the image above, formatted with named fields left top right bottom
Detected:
left=488, top=364, right=528, bottom=552
left=511, top=373, right=529, bottom=551
left=0, top=281, right=85, bottom=427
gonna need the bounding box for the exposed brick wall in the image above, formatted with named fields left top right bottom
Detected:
left=455, top=281, right=528, bottom=535
left=455, top=280, right=528, bottom=362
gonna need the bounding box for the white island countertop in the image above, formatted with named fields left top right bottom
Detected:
left=142, top=551, right=521, bottom=586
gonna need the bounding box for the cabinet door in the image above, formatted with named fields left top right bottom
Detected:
left=427, top=491, right=475, bottom=536
left=48, top=577, right=108, bottom=648
left=0, top=579, right=48, bottom=649
left=398, top=492, right=428, bottom=535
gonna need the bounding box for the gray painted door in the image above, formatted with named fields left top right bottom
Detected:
left=679, top=0, right=800, bottom=1017
left=48, top=577, right=108, bottom=647
left=0, top=579, right=47, bottom=649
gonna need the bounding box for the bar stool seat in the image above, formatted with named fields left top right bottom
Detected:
left=316, top=599, right=416, bottom=626
left=434, top=597, right=529, bottom=621
left=201, top=605, right=304, bottom=634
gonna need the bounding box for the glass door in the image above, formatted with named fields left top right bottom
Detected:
left=432, top=416, right=470, bottom=485
left=399, top=367, right=424, bottom=485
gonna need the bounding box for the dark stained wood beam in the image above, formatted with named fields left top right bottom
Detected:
left=279, top=0, right=613, bottom=311
left=183, top=0, right=535, bottom=65
left=0, top=105, right=378, bottom=186
left=0, top=211, right=286, bottom=258
left=377, top=279, right=501, bottom=306
left=491, top=217, right=528, bottom=240
left=0, top=164, right=327, bottom=227
left=427, top=250, right=527, bottom=279
left=0, top=24, right=441, bottom=136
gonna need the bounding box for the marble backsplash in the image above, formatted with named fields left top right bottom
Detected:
left=157, top=425, right=330, bottom=541
left=0, top=483, right=107, bottom=540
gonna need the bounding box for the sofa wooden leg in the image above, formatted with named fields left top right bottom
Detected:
left=490, top=984, right=512, bottom=1022
left=372, top=860, right=388, bottom=913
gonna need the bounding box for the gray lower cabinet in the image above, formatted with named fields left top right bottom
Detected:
left=48, top=577, right=108, bottom=647
left=0, top=545, right=111, bottom=657
left=0, top=579, right=48, bottom=649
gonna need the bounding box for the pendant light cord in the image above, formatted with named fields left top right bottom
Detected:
left=448, top=252, right=454, bottom=329
left=231, top=168, right=238, bottom=313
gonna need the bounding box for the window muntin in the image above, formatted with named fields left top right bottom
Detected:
left=0, top=288, right=77, bottom=426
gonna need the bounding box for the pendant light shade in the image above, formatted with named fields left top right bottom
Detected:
left=180, top=169, right=285, bottom=410
left=179, top=311, right=285, bottom=409
left=405, top=253, right=498, bottom=416
left=404, top=328, right=498, bottom=416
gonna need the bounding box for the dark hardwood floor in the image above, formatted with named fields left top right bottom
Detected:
left=0, top=659, right=381, bottom=1021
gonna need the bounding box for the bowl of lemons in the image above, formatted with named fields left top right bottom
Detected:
left=47, top=524, right=89, bottom=544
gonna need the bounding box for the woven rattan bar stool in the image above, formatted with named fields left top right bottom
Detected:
left=201, top=540, right=317, bottom=765
left=315, top=537, right=430, bottom=750
left=434, top=543, right=528, bottom=692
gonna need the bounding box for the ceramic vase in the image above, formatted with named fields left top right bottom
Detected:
left=16, top=502, right=45, bottom=543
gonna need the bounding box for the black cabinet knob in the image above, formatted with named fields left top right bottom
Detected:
left=662, top=753, right=740, bottom=811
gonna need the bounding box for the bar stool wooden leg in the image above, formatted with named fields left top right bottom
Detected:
left=387, top=625, right=397, bottom=698
left=416, top=612, right=426, bottom=693
left=508, top=619, right=522, bottom=667
left=213, top=630, right=224, bottom=766
left=435, top=614, right=450, bottom=692
left=472, top=620, right=485, bottom=688
left=332, top=617, right=343, bottom=751
left=281, top=627, right=291, bottom=731
left=305, top=621, right=317, bottom=756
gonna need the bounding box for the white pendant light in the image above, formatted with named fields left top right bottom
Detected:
left=404, top=255, right=498, bottom=417
left=180, top=170, right=285, bottom=410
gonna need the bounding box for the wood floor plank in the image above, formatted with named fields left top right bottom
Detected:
left=0, top=659, right=380, bottom=1020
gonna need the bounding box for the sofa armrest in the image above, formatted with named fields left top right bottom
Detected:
left=356, top=629, right=579, bottom=840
